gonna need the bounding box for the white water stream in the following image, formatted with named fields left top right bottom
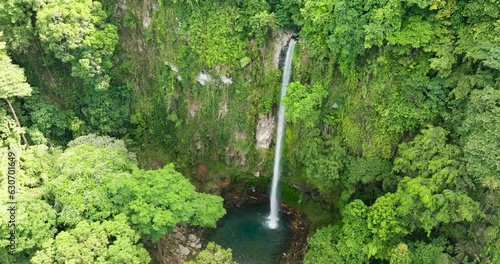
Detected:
left=268, top=39, right=296, bottom=229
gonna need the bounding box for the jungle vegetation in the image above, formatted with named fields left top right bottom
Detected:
left=0, top=0, right=499, bottom=263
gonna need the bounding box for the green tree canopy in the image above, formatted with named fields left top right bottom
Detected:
left=306, top=126, right=483, bottom=262
left=460, top=87, right=500, bottom=190
left=0, top=109, right=21, bottom=147
left=184, top=242, right=237, bottom=264
left=305, top=200, right=370, bottom=263
left=186, top=3, right=246, bottom=69
left=109, top=163, right=226, bottom=242
left=283, top=82, right=328, bottom=128
left=393, top=126, right=466, bottom=188
left=0, top=0, right=44, bottom=53
left=0, top=41, right=32, bottom=99
left=31, top=214, right=150, bottom=264
left=0, top=34, right=32, bottom=145
left=301, top=0, right=367, bottom=75
left=36, top=0, right=118, bottom=89
left=341, top=157, right=393, bottom=203
left=19, top=144, right=59, bottom=188
left=0, top=195, right=57, bottom=262
left=45, top=135, right=136, bottom=226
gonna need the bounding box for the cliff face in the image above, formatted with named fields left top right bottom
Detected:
left=117, top=0, right=292, bottom=179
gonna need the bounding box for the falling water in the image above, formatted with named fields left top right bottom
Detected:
left=268, top=39, right=296, bottom=229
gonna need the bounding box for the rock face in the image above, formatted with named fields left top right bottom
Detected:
left=188, top=100, right=200, bottom=118
left=234, top=132, right=247, bottom=166
left=218, top=101, right=228, bottom=119
left=116, top=0, right=127, bottom=15
left=220, top=75, right=233, bottom=84
left=226, top=132, right=248, bottom=166
left=141, top=0, right=158, bottom=29
left=256, top=114, right=275, bottom=149
left=196, top=72, right=213, bottom=85
left=162, top=225, right=203, bottom=263
left=272, top=31, right=293, bottom=69
left=142, top=9, right=151, bottom=28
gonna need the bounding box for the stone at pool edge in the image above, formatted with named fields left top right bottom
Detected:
left=178, top=245, right=190, bottom=256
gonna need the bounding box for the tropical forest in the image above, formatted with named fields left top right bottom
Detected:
left=0, top=0, right=499, bottom=263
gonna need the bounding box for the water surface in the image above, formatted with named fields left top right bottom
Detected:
left=207, top=205, right=291, bottom=264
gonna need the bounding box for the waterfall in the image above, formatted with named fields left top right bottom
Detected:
left=268, top=39, right=296, bottom=229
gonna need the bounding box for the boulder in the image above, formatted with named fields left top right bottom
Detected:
left=256, top=114, right=275, bottom=149
left=178, top=245, right=190, bottom=256
left=188, top=234, right=197, bottom=242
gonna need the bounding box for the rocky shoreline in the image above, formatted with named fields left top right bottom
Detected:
left=149, top=186, right=309, bottom=263
left=220, top=187, right=309, bottom=264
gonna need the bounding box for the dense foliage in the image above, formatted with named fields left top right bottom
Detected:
left=31, top=214, right=150, bottom=264
left=0, top=133, right=225, bottom=263
left=293, top=0, right=500, bottom=262
left=1, top=0, right=499, bottom=263
left=184, top=242, right=237, bottom=264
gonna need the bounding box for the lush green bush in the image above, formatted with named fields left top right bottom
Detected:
left=186, top=4, right=246, bottom=69
left=31, top=214, right=150, bottom=264
left=23, top=93, right=73, bottom=143
left=36, top=0, right=118, bottom=89
left=78, top=85, right=130, bottom=136
left=185, top=242, right=237, bottom=264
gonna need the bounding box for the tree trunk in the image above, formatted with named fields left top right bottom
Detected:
left=156, top=239, right=167, bottom=264
left=4, top=98, right=28, bottom=146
